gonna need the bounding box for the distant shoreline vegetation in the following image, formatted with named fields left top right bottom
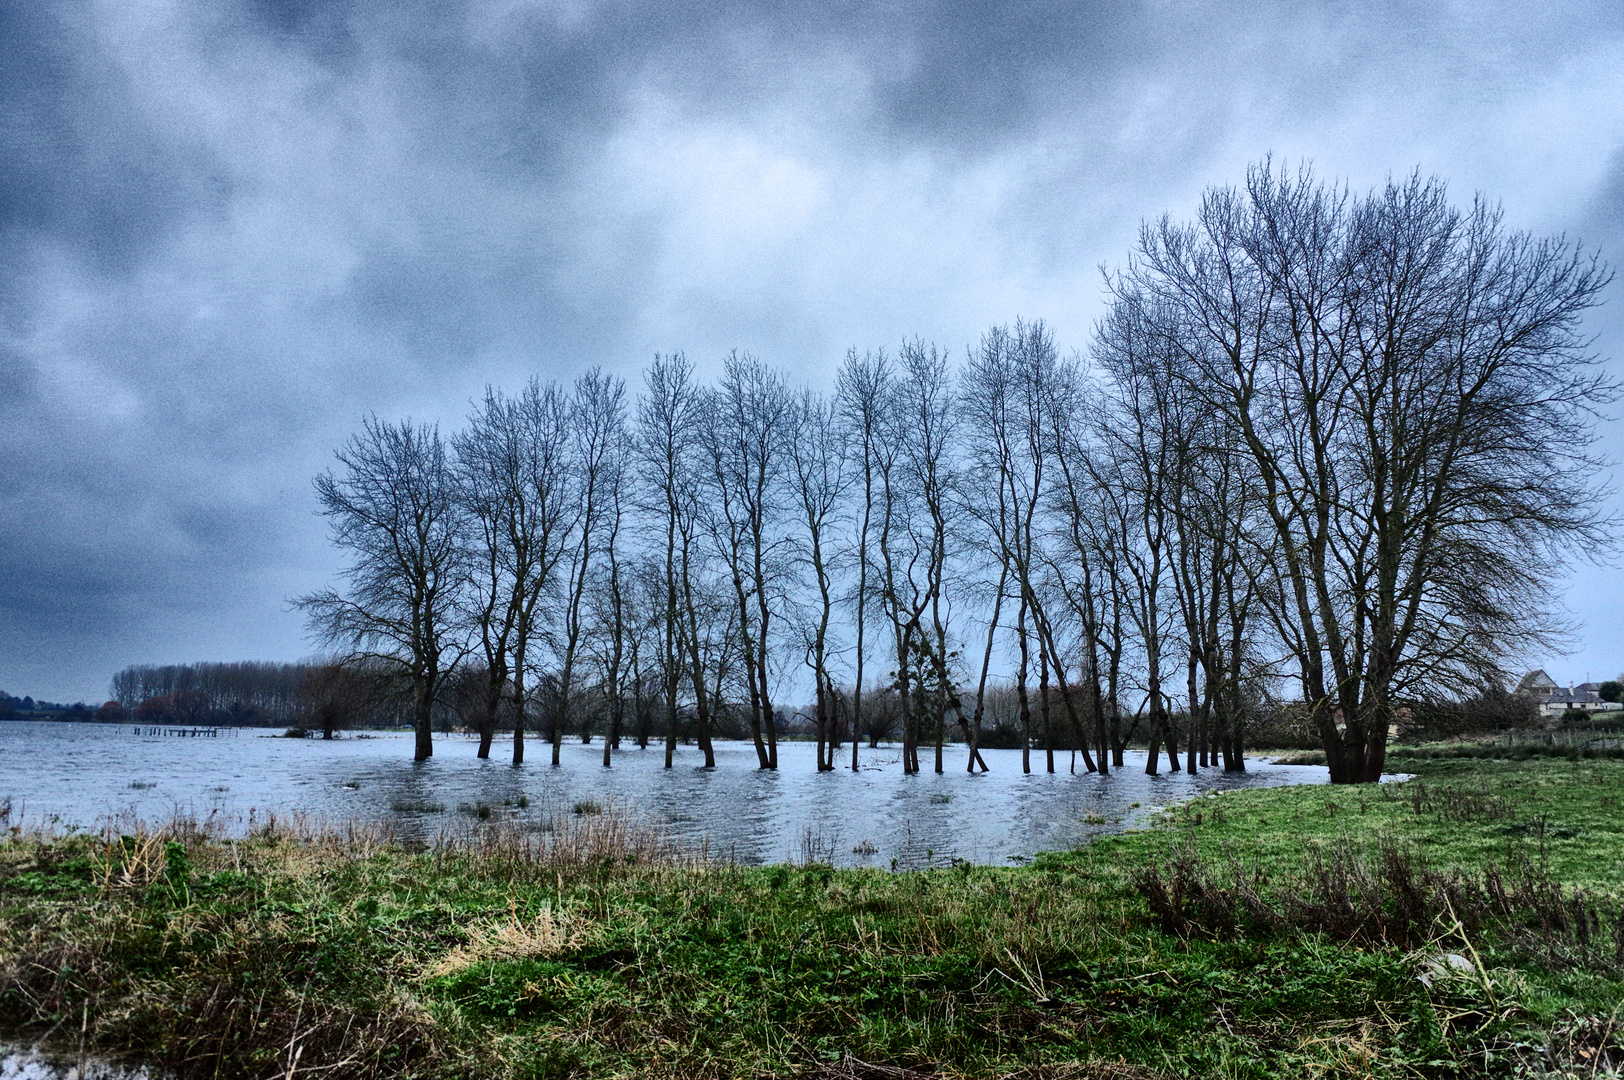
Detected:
left=0, top=693, right=101, bottom=721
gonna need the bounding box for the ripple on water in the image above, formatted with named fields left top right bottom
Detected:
left=0, top=721, right=1332, bottom=868
left=1, top=1047, right=154, bottom=1079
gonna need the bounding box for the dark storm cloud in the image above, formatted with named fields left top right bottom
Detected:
left=2, top=0, right=1623, bottom=700
left=0, top=3, right=221, bottom=277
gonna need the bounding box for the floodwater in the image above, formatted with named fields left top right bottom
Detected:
left=0, top=1046, right=151, bottom=1079
left=0, top=721, right=1330, bottom=868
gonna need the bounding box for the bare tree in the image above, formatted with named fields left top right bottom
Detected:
left=702, top=353, right=793, bottom=768
left=453, top=382, right=575, bottom=762
left=1050, top=417, right=1136, bottom=769
left=553, top=370, right=627, bottom=765
left=623, top=555, right=669, bottom=750
left=297, top=418, right=466, bottom=761
left=786, top=387, right=853, bottom=771
left=636, top=354, right=715, bottom=768
left=297, top=661, right=391, bottom=739
left=1011, top=323, right=1099, bottom=774
left=892, top=340, right=961, bottom=774
left=1084, top=364, right=1180, bottom=775
left=593, top=407, right=632, bottom=766
left=836, top=348, right=893, bottom=771
left=962, top=327, right=1021, bottom=771
left=1109, top=162, right=1615, bottom=781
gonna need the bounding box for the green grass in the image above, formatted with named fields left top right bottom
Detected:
left=2, top=758, right=1622, bottom=1078
left=1108, top=756, right=1624, bottom=891
left=1271, top=742, right=1624, bottom=767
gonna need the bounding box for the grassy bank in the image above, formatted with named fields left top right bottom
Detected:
left=3, top=758, right=1622, bottom=1079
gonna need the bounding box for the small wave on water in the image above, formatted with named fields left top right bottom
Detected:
left=0, top=721, right=1333, bottom=868
left=1, top=1046, right=154, bottom=1080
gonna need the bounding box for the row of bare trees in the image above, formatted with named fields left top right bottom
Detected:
left=111, top=661, right=311, bottom=718
left=300, top=164, right=1613, bottom=783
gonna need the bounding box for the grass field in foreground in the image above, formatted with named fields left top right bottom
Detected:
left=2, top=756, right=1621, bottom=1079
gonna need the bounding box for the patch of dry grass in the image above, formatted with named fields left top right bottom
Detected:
left=423, top=902, right=600, bottom=978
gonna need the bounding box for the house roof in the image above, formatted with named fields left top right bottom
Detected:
left=1519, top=669, right=1559, bottom=692
left=1542, top=687, right=1603, bottom=704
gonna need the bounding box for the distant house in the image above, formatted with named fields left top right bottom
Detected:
left=1517, top=670, right=1559, bottom=694
left=1517, top=670, right=1622, bottom=719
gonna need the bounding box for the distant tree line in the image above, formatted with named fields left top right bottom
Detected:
left=0, top=693, right=97, bottom=719
left=111, top=661, right=307, bottom=722
left=104, top=661, right=408, bottom=736
left=301, top=164, right=1614, bottom=783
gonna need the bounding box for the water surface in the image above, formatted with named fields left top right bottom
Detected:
left=0, top=722, right=1329, bottom=867
left=0, top=1046, right=151, bottom=1079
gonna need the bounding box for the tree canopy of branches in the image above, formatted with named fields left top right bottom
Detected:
left=1101, top=162, right=1614, bottom=781
left=297, top=164, right=1613, bottom=784
left=296, top=418, right=466, bottom=761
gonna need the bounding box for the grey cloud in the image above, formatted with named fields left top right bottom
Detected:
left=0, top=2, right=224, bottom=278
left=3, top=0, right=1623, bottom=700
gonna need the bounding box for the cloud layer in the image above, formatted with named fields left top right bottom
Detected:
left=4, top=0, right=1624, bottom=700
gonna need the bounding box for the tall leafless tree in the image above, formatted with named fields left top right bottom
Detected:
left=703, top=353, right=793, bottom=768
left=836, top=348, right=893, bottom=772
left=553, top=370, right=627, bottom=765
left=892, top=340, right=962, bottom=774
left=636, top=354, right=715, bottom=768
left=1107, top=162, right=1615, bottom=781
left=787, top=387, right=853, bottom=771
left=1084, top=359, right=1180, bottom=776
left=453, top=382, right=575, bottom=761
left=298, top=418, right=466, bottom=761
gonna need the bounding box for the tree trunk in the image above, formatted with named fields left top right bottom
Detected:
left=971, top=563, right=1006, bottom=773
left=414, top=676, right=434, bottom=761
left=1031, top=608, right=1097, bottom=773
left=1186, top=653, right=1200, bottom=773
left=1016, top=600, right=1031, bottom=775
left=511, top=665, right=526, bottom=766
left=1039, top=641, right=1054, bottom=774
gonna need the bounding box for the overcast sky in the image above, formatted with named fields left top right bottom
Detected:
left=3, top=0, right=1623, bottom=703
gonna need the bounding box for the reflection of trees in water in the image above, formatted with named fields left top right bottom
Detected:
left=465, top=761, right=528, bottom=813
left=9, top=727, right=1325, bottom=866
left=873, top=781, right=958, bottom=870
left=641, top=747, right=787, bottom=864
left=355, top=744, right=1323, bottom=868
left=376, top=762, right=448, bottom=846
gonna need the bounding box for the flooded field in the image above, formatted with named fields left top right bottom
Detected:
left=0, top=721, right=1329, bottom=868
left=0, top=1045, right=152, bottom=1079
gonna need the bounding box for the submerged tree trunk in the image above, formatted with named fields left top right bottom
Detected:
left=1016, top=599, right=1032, bottom=775
left=1038, top=638, right=1054, bottom=774
left=970, top=562, right=1006, bottom=773
left=1030, top=605, right=1097, bottom=774
left=413, top=678, right=434, bottom=761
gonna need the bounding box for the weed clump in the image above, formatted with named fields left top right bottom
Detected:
left=389, top=799, right=445, bottom=813
left=1135, top=840, right=1624, bottom=973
